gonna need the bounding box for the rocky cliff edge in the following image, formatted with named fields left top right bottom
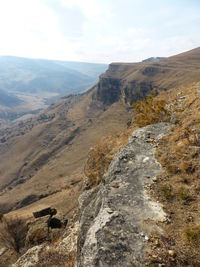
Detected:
left=76, top=123, right=171, bottom=267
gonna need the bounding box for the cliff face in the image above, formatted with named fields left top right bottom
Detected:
left=96, top=64, right=154, bottom=105
left=76, top=123, right=170, bottom=267
left=95, top=47, right=200, bottom=106
left=1, top=48, right=200, bottom=266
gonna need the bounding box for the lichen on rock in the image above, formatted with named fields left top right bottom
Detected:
left=77, top=123, right=171, bottom=267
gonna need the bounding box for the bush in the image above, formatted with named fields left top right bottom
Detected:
left=178, top=186, right=193, bottom=201
left=133, top=93, right=170, bottom=127
left=160, top=184, right=173, bottom=200
left=184, top=225, right=200, bottom=245
left=4, top=216, right=28, bottom=253
left=84, top=133, right=128, bottom=188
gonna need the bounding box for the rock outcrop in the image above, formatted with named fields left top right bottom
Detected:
left=76, top=123, right=171, bottom=267
left=25, top=208, right=66, bottom=247
left=96, top=69, right=154, bottom=106
left=13, top=222, right=79, bottom=267
left=33, top=207, right=57, bottom=218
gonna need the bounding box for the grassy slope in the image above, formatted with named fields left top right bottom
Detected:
left=0, top=89, right=132, bottom=217
left=149, top=83, right=200, bottom=266
left=0, top=47, right=200, bottom=228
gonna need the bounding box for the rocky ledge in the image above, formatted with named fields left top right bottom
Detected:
left=76, top=123, right=171, bottom=267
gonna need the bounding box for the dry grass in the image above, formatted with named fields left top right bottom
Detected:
left=36, top=247, right=75, bottom=267
left=133, top=93, right=171, bottom=127
left=0, top=216, right=28, bottom=253
left=177, top=186, right=193, bottom=202
left=84, top=131, right=130, bottom=188
left=160, top=184, right=173, bottom=200
left=151, top=83, right=200, bottom=265
left=184, top=225, right=200, bottom=245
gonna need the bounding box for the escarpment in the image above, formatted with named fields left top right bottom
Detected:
left=1, top=47, right=200, bottom=266
left=96, top=47, right=200, bottom=105
left=96, top=64, right=155, bottom=105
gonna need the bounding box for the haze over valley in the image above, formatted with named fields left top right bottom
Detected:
left=0, top=1, right=200, bottom=266
left=0, top=56, right=107, bottom=123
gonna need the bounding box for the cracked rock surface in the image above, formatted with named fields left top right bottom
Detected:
left=77, top=123, right=171, bottom=267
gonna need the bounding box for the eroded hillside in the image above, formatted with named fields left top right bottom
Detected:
left=0, top=47, right=200, bottom=266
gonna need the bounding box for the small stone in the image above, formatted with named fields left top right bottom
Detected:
left=140, top=232, right=145, bottom=237
left=107, top=209, right=114, bottom=214
left=186, top=216, right=193, bottom=222
left=145, top=235, right=149, bottom=241
left=110, top=181, right=120, bottom=188
left=147, top=138, right=154, bottom=143
left=155, top=239, right=160, bottom=247
left=152, top=177, right=157, bottom=182
left=152, top=254, right=158, bottom=259
left=143, top=157, right=150, bottom=163
left=168, top=250, right=175, bottom=257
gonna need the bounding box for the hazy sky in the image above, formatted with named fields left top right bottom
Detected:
left=0, top=0, right=199, bottom=63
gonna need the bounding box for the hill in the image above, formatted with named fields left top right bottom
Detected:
left=0, top=56, right=107, bottom=122
left=0, top=56, right=107, bottom=95
left=0, top=47, right=200, bottom=214
left=0, top=47, right=200, bottom=266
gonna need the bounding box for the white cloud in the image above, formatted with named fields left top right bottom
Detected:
left=0, top=0, right=199, bottom=63
left=59, top=0, right=103, bottom=19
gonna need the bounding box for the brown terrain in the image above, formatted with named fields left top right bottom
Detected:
left=0, top=47, right=200, bottom=266
left=0, top=47, right=200, bottom=215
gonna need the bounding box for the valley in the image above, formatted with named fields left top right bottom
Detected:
left=0, top=56, right=107, bottom=124
left=0, top=47, right=199, bottom=266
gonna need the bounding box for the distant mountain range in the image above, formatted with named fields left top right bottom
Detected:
left=0, top=56, right=107, bottom=121
left=0, top=56, right=107, bottom=95
left=0, top=89, right=22, bottom=108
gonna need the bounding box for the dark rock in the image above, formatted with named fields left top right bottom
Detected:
left=48, top=217, right=62, bottom=229
left=33, top=207, right=57, bottom=218
left=96, top=74, right=154, bottom=106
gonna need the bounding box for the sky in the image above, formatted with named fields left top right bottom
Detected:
left=0, top=0, right=199, bottom=63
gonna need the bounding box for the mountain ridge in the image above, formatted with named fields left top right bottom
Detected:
left=0, top=47, right=199, bottom=213
left=0, top=47, right=200, bottom=266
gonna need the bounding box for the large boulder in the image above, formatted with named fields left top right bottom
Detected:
left=13, top=223, right=79, bottom=267
left=26, top=209, right=67, bottom=247
left=13, top=244, right=44, bottom=267
left=25, top=215, right=50, bottom=247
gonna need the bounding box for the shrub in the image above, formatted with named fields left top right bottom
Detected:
left=184, top=225, right=200, bottom=245
left=4, top=216, right=28, bottom=253
left=178, top=186, right=193, bottom=202
left=160, top=184, right=173, bottom=200
left=84, top=133, right=128, bottom=188
left=180, top=161, right=195, bottom=174
left=166, top=164, right=180, bottom=175
left=133, top=93, right=171, bottom=127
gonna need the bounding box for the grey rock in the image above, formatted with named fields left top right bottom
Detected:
left=76, top=123, right=171, bottom=267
